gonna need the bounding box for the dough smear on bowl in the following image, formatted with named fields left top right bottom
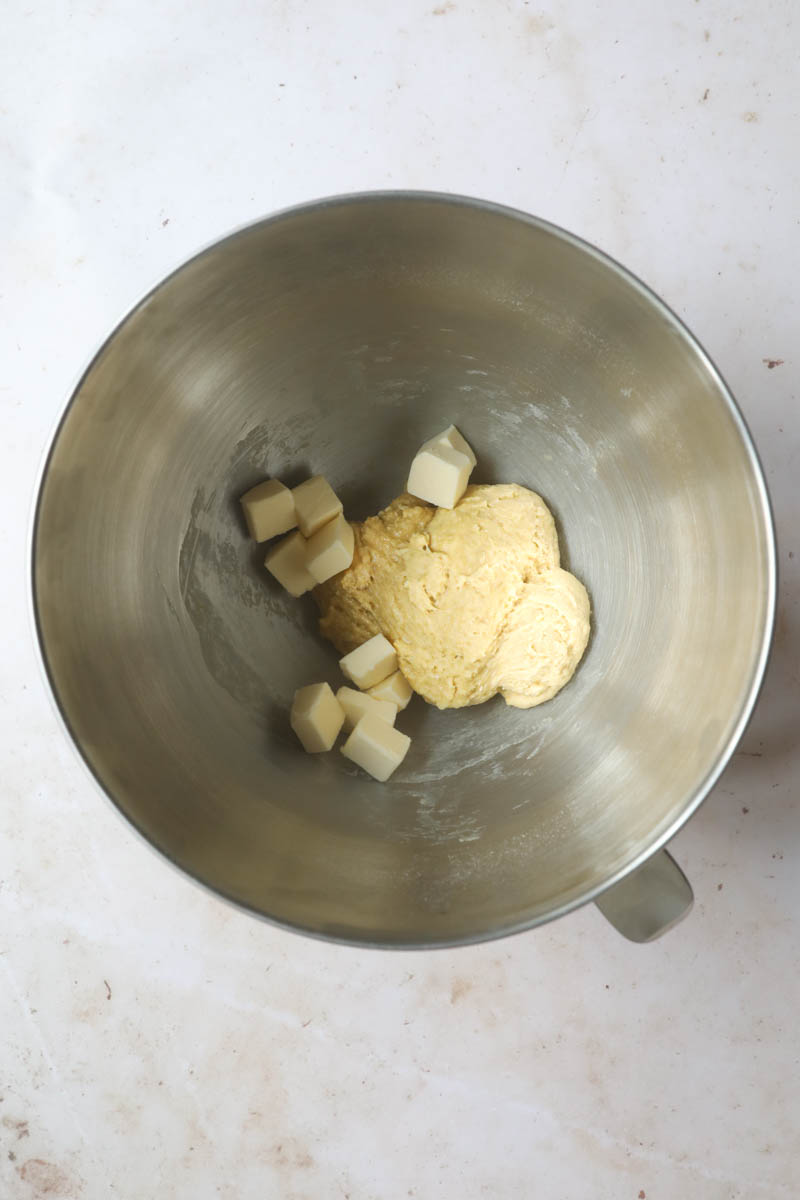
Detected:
left=315, top=484, right=590, bottom=710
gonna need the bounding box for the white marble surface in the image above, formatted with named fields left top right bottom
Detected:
left=2, top=1, right=798, bottom=1196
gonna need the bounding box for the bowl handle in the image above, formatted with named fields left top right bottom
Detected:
left=594, top=849, right=693, bottom=942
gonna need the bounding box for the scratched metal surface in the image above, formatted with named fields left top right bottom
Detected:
left=33, top=195, right=772, bottom=943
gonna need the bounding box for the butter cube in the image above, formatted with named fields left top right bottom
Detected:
left=336, top=686, right=398, bottom=731
left=305, top=513, right=354, bottom=584
left=341, top=713, right=411, bottom=782
left=339, top=634, right=398, bottom=690
left=292, top=475, right=344, bottom=537
left=368, top=670, right=413, bottom=711
left=265, top=530, right=316, bottom=597
left=290, top=682, right=345, bottom=753
left=427, top=424, right=477, bottom=468
left=240, top=478, right=296, bottom=543
left=407, top=442, right=472, bottom=509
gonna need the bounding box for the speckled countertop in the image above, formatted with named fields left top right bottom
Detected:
left=2, top=2, right=798, bottom=1197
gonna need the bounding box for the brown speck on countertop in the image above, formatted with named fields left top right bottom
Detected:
left=639, top=1191, right=646, bottom=1199
left=450, top=977, right=473, bottom=1004
left=8, top=1151, right=16, bottom=1162
left=703, top=28, right=710, bottom=40
left=742, top=806, right=749, bottom=814
left=2, top=1118, right=30, bottom=1139
left=717, top=883, right=723, bottom=891
left=18, top=1158, right=75, bottom=1197
left=702, top=87, right=710, bottom=101
left=762, top=358, right=784, bottom=368
left=104, top=979, right=111, bottom=1000
left=162, top=218, right=169, bottom=227
left=743, top=111, right=759, bottom=122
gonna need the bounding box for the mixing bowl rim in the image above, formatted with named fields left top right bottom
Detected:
left=28, top=189, right=778, bottom=948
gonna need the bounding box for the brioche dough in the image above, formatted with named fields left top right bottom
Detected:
left=315, top=484, right=590, bottom=710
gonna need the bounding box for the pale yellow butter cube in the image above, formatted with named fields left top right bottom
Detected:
left=341, top=713, right=411, bottom=782
left=265, top=530, right=316, bottom=597
left=339, top=633, right=398, bottom=690
left=290, top=682, right=345, bottom=753
left=305, top=512, right=354, bottom=584
left=336, top=686, right=398, bottom=731
left=292, top=475, right=344, bottom=537
left=406, top=442, right=472, bottom=509
left=368, top=670, right=413, bottom=711
left=240, top=478, right=296, bottom=542
left=427, top=423, right=477, bottom=468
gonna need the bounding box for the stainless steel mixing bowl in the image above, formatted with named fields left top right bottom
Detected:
left=32, top=193, right=776, bottom=947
